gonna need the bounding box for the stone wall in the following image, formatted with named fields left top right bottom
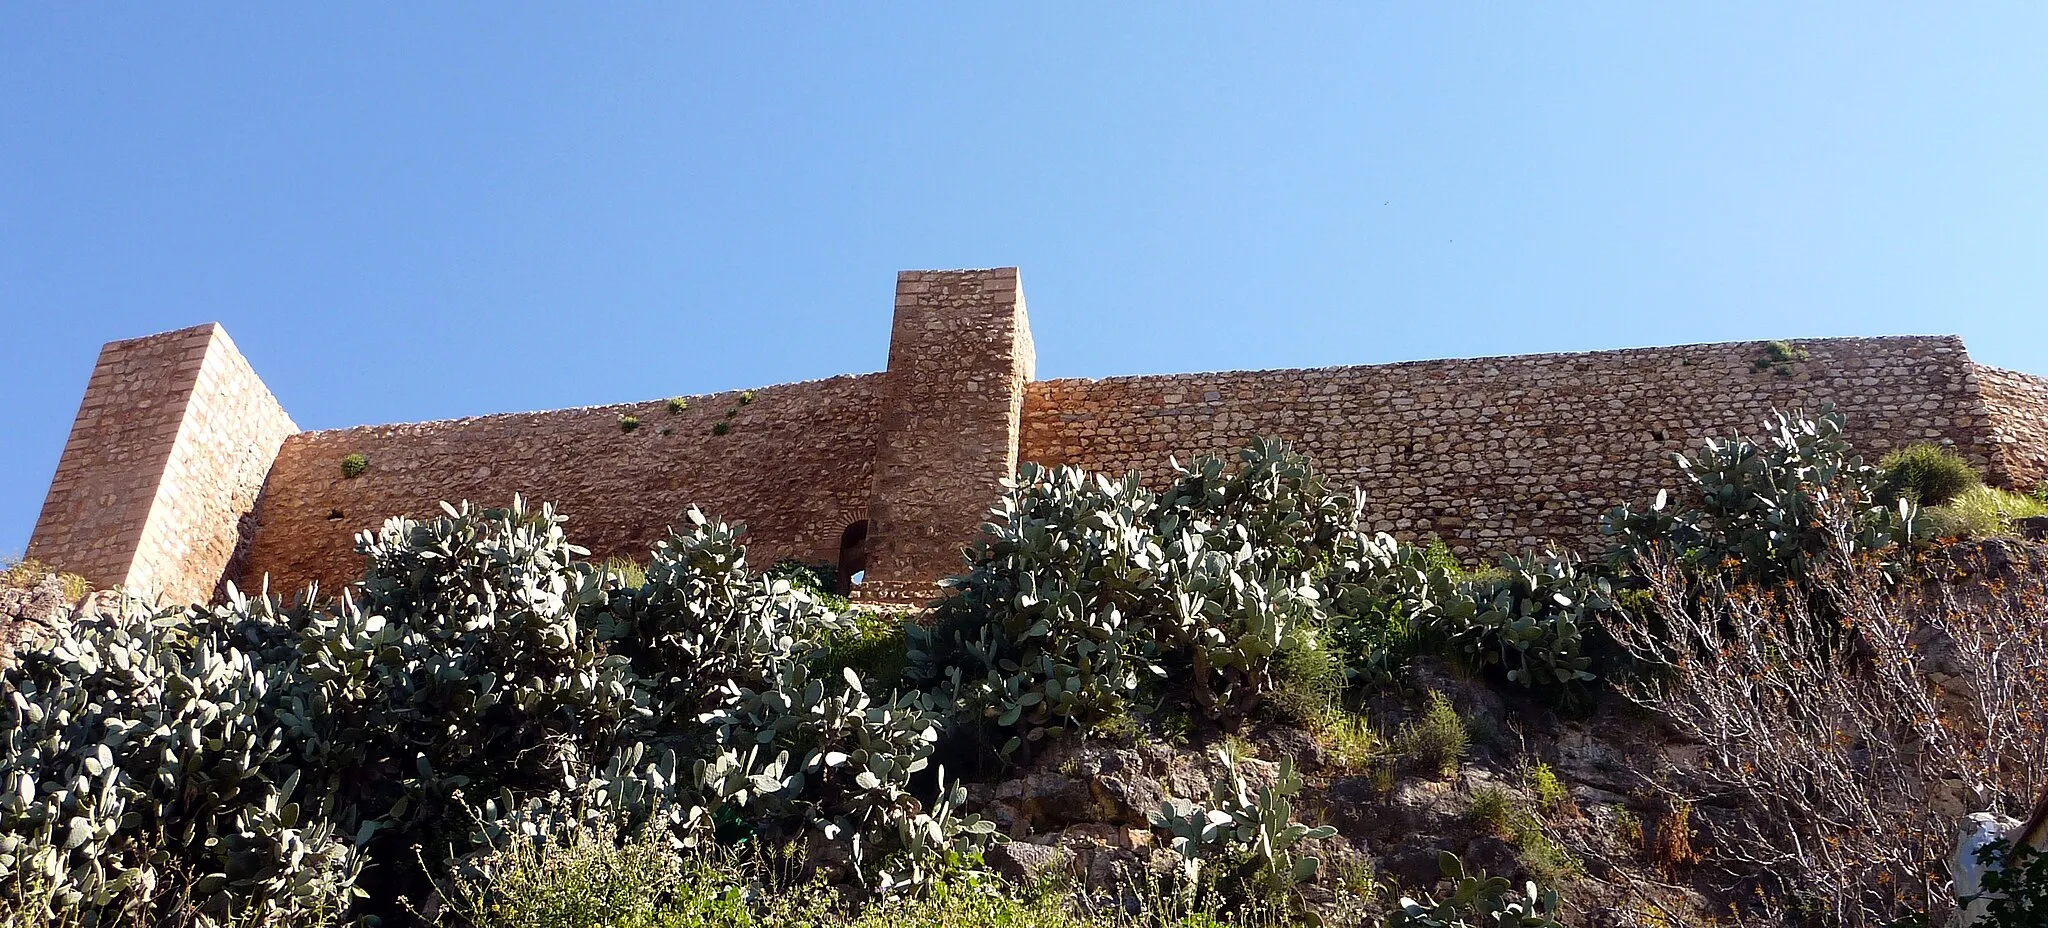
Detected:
left=237, top=374, right=882, bottom=598
left=858, top=268, right=1035, bottom=602
left=25, top=324, right=296, bottom=604
left=1022, top=336, right=1993, bottom=556
left=1975, top=365, right=2048, bottom=492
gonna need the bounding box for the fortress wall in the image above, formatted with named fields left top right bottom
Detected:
left=237, top=373, right=883, bottom=598
left=1022, top=336, right=1992, bottom=556
left=1974, top=365, right=2048, bottom=491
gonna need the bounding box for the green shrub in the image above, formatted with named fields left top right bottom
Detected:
left=1969, top=840, right=2048, bottom=928
left=765, top=558, right=839, bottom=598
left=1752, top=339, right=1811, bottom=374
left=1919, top=485, right=2048, bottom=539
left=1399, top=691, right=1468, bottom=776
left=1521, top=761, right=1569, bottom=817
left=340, top=452, right=369, bottom=478
left=2032, top=481, right=2048, bottom=504
left=620, top=414, right=641, bottom=433
left=446, top=816, right=691, bottom=928
left=666, top=397, right=689, bottom=414
left=821, top=609, right=910, bottom=690
left=1270, top=619, right=1347, bottom=725
left=739, top=390, right=756, bottom=406
left=1466, top=785, right=1513, bottom=836
left=711, top=421, right=731, bottom=436
left=1876, top=442, right=1981, bottom=507
left=1315, top=713, right=1385, bottom=774
left=600, top=555, right=647, bottom=589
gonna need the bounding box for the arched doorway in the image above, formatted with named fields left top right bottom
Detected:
left=836, top=520, right=869, bottom=595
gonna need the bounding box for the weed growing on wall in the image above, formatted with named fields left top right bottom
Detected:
left=1752, top=339, right=1811, bottom=376
left=711, top=421, right=731, bottom=436
left=667, top=397, right=689, bottom=414
left=619, top=414, right=640, bottom=432
left=340, top=452, right=369, bottom=478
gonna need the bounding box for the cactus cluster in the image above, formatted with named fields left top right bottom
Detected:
left=1389, top=851, right=1566, bottom=928
left=0, top=498, right=989, bottom=924
left=1603, top=408, right=1914, bottom=582
left=1148, top=748, right=1335, bottom=890
left=917, top=439, right=1614, bottom=754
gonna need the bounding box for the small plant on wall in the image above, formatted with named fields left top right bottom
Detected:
left=711, top=421, right=730, bottom=436
left=666, top=397, right=688, bottom=414
left=340, top=453, right=369, bottom=479
left=619, top=414, right=640, bottom=433
left=738, top=390, right=756, bottom=405
left=1752, top=339, right=1810, bottom=376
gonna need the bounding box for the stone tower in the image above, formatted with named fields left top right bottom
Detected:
left=857, top=268, right=1036, bottom=601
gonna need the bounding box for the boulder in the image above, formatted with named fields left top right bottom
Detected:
left=987, top=841, right=1073, bottom=886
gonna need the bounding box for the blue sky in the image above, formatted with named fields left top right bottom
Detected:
left=4, top=5, right=2046, bottom=555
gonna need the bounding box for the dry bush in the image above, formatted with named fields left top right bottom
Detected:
left=1604, top=516, right=2048, bottom=925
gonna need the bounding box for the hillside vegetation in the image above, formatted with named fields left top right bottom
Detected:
left=1, top=411, right=2043, bottom=927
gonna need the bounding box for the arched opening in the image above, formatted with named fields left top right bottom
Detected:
left=836, top=520, right=869, bottom=595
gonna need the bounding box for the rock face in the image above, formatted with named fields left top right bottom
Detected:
left=0, top=575, right=87, bottom=666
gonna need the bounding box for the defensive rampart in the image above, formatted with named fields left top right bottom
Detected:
left=23, top=268, right=2048, bottom=605
left=1022, top=337, right=2000, bottom=554
left=238, top=373, right=884, bottom=598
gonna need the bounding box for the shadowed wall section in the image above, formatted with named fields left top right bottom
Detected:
left=237, top=374, right=884, bottom=599
left=1973, top=365, right=2048, bottom=493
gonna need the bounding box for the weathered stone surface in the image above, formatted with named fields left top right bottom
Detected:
left=986, top=840, right=1073, bottom=885
left=0, top=576, right=75, bottom=667
left=995, top=772, right=1108, bottom=829
left=1976, top=365, right=2048, bottom=492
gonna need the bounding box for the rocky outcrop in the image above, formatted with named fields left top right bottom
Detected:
left=1, top=575, right=81, bottom=666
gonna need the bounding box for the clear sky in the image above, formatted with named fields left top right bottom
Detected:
left=4, top=5, right=2046, bottom=555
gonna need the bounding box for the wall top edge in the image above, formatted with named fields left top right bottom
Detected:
left=101, top=322, right=221, bottom=351
left=1029, top=335, right=1975, bottom=389
left=290, top=369, right=888, bottom=439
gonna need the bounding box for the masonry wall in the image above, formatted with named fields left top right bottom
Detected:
left=1974, top=364, right=2048, bottom=492
left=1022, top=336, right=1993, bottom=556
left=26, top=324, right=296, bottom=604
left=237, top=374, right=882, bottom=598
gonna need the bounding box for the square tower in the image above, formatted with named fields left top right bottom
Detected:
left=858, top=268, right=1035, bottom=601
